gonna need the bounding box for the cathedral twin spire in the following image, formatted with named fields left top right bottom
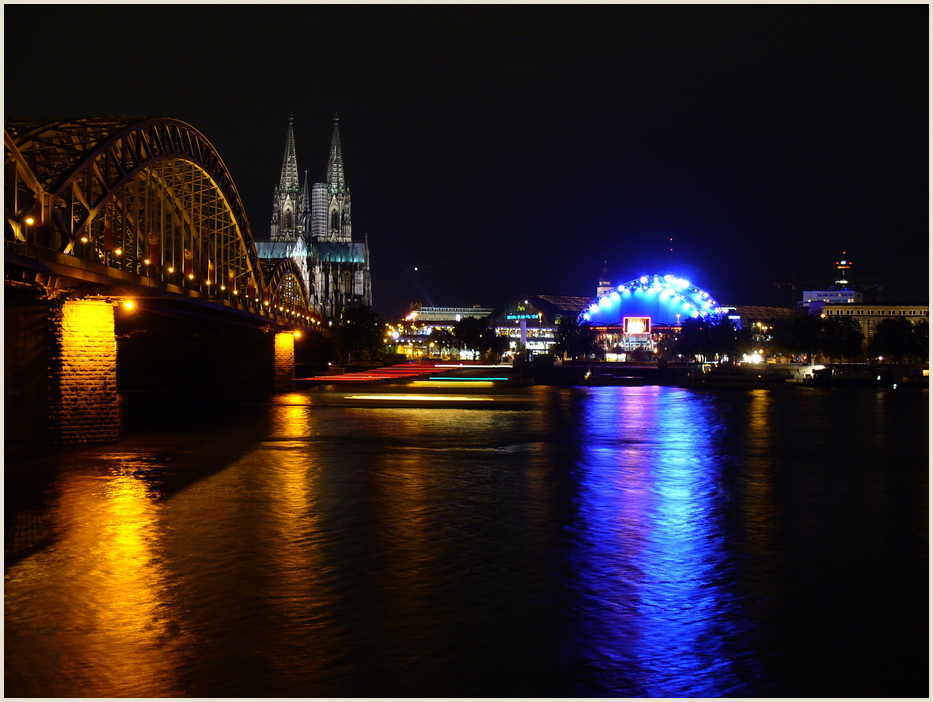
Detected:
left=282, top=113, right=344, bottom=193
left=327, top=115, right=346, bottom=194
left=271, top=113, right=351, bottom=244
left=264, top=113, right=371, bottom=319
left=278, top=113, right=301, bottom=195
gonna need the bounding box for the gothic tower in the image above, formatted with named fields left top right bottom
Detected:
left=311, top=116, right=351, bottom=243
left=270, top=115, right=302, bottom=242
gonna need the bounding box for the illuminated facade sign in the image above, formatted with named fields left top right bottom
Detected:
left=506, top=313, right=539, bottom=320
left=624, top=317, right=651, bottom=334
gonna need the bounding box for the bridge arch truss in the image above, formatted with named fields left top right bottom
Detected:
left=5, top=117, right=316, bottom=325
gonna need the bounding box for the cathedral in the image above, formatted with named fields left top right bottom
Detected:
left=257, top=115, right=372, bottom=320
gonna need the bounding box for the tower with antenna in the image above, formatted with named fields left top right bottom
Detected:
left=597, top=261, right=613, bottom=297
left=833, top=252, right=852, bottom=289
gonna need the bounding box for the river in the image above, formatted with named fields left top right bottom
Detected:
left=4, top=385, right=928, bottom=697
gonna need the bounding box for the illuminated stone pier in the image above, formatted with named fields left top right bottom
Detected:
left=274, top=332, right=295, bottom=392
left=51, top=299, right=120, bottom=443
left=5, top=291, right=300, bottom=444
left=4, top=295, right=119, bottom=444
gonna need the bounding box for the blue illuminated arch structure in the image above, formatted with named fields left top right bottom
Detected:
left=578, top=274, right=724, bottom=328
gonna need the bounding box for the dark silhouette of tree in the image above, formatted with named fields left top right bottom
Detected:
left=674, top=317, right=709, bottom=360
left=453, top=316, right=487, bottom=360
left=428, top=327, right=457, bottom=358
left=708, top=317, right=739, bottom=360
left=867, top=316, right=922, bottom=363
left=910, top=320, right=929, bottom=362
left=553, top=317, right=600, bottom=361
left=334, top=305, right=385, bottom=363
left=480, top=327, right=510, bottom=363
left=452, top=317, right=510, bottom=361
left=819, top=315, right=865, bottom=363
left=772, top=313, right=823, bottom=362
left=673, top=316, right=738, bottom=361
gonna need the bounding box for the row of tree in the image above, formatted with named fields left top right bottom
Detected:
left=427, top=316, right=510, bottom=361
left=552, top=313, right=928, bottom=364
left=672, top=314, right=927, bottom=364
left=302, top=305, right=928, bottom=370
left=299, top=306, right=514, bottom=369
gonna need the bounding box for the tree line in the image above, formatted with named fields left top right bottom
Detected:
left=299, top=306, right=512, bottom=369
left=553, top=313, right=928, bottom=364
left=300, top=305, right=928, bottom=369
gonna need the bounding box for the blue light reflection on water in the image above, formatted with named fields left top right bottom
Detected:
left=4, top=386, right=927, bottom=697
left=564, top=386, right=756, bottom=696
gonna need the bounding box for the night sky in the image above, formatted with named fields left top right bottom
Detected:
left=5, top=5, right=928, bottom=319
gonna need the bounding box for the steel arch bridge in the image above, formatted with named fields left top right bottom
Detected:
left=4, top=117, right=315, bottom=325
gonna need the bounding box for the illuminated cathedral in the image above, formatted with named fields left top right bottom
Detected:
left=258, top=114, right=372, bottom=320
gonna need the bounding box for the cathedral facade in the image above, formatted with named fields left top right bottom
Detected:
left=258, top=115, right=372, bottom=320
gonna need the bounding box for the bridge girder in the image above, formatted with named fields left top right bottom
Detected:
left=5, top=117, right=316, bottom=326
left=267, top=257, right=311, bottom=312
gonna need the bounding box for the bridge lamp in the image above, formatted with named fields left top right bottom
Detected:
left=81, top=236, right=89, bottom=243
left=114, top=248, right=122, bottom=256
left=25, top=217, right=35, bottom=225
left=167, top=266, right=174, bottom=273
left=122, top=300, right=135, bottom=311
left=143, top=258, right=150, bottom=265
left=220, top=285, right=226, bottom=291
left=293, top=331, right=302, bottom=339
left=188, top=273, right=195, bottom=280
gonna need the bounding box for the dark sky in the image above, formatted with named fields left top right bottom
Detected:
left=5, top=5, right=928, bottom=318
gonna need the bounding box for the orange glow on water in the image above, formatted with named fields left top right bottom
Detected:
left=8, top=468, right=186, bottom=697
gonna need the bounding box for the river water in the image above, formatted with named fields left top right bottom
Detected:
left=4, top=385, right=928, bottom=697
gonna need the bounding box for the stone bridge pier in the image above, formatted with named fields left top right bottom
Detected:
left=5, top=290, right=295, bottom=445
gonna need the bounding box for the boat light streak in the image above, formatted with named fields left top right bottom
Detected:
left=427, top=377, right=508, bottom=381
left=344, top=395, right=493, bottom=402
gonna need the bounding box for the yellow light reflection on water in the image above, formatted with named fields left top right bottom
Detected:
left=6, top=468, right=185, bottom=697
left=739, top=390, right=779, bottom=565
